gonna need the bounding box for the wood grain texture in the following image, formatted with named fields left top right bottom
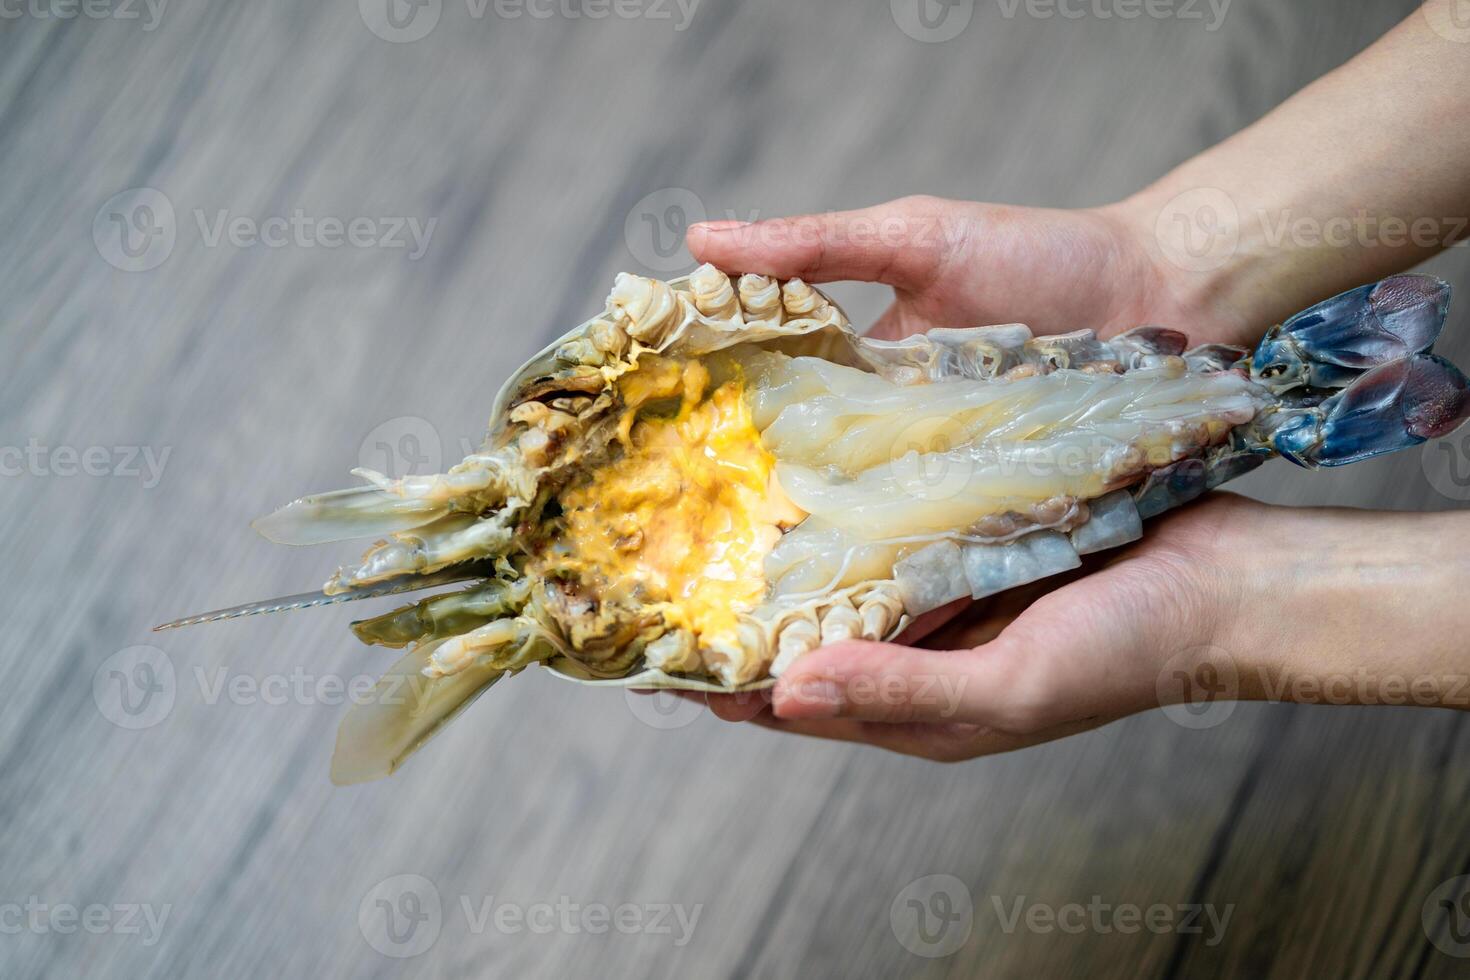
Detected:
left=2, top=1, right=1469, bottom=977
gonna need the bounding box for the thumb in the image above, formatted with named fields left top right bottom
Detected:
left=687, top=197, right=952, bottom=289
left=772, top=638, right=1027, bottom=728
left=772, top=587, right=1164, bottom=731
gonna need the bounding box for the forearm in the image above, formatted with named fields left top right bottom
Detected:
left=1113, top=1, right=1470, bottom=338
left=1223, top=505, right=1470, bottom=709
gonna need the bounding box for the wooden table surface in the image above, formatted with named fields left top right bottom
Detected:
left=4, top=1, right=1470, bottom=976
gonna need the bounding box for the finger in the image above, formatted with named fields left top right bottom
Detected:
left=772, top=638, right=1024, bottom=726
left=866, top=303, right=936, bottom=342
left=692, top=219, right=749, bottom=234
left=750, top=713, right=986, bottom=755
left=773, top=576, right=1165, bottom=732
left=749, top=711, right=1118, bottom=761
left=692, top=688, right=772, bottom=723
left=687, top=196, right=952, bottom=290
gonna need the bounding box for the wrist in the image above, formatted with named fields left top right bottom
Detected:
left=1091, top=191, right=1266, bottom=348
left=1110, top=167, right=1451, bottom=346
left=1218, top=507, right=1470, bottom=709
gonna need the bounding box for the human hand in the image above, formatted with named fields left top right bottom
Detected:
left=687, top=195, right=1260, bottom=348
left=699, top=496, right=1470, bottom=761
left=700, top=494, right=1256, bottom=758
left=687, top=3, right=1470, bottom=376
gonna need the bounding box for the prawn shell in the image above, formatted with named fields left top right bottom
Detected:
left=485, top=274, right=862, bottom=443
left=541, top=584, right=911, bottom=692
left=473, top=274, right=902, bottom=692
left=489, top=276, right=1239, bottom=691
left=544, top=660, right=776, bottom=692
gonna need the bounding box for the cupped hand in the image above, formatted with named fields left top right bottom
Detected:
left=687, top=195, right=1257, bottom=348
left=699, top=494, right=1265, bottom=761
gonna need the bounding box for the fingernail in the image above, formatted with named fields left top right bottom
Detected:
left=691, top=220, right=750, bottom=235
left=776, top=678, right=845, bottom=719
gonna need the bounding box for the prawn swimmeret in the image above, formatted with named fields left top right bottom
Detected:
left=159, top=267, right=1470, bottom=782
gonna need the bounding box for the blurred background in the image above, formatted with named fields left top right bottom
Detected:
left=4, top=0, right=1470, bottom=977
